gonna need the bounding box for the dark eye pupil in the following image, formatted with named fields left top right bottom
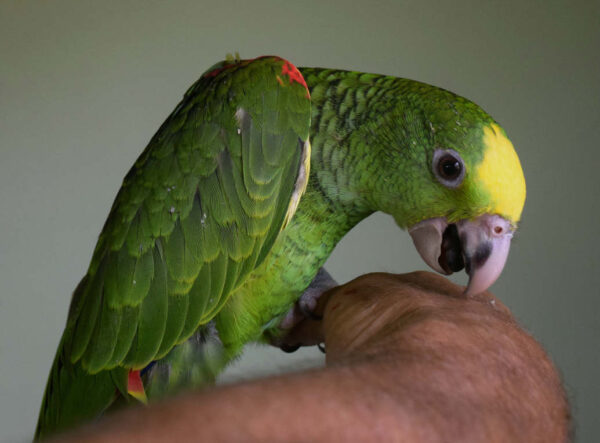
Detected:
left=439, top=156, right=462, bottom=179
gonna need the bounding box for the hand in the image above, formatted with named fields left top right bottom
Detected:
left=50, top=272, right=570, bottom=442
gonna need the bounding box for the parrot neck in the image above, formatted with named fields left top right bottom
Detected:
left=295, top=68, right=398, bottom=241
left=299, top=150, right=374, bottom=242
left=271, top=71, right=400, bottom=275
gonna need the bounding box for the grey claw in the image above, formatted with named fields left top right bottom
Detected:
left=299, top=299, right=323, bottom=321
left=280, top=343, right=301, bottom=353
left=297, top=268, right=338, bottom=321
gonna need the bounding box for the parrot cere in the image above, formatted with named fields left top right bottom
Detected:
left=36, top=56, right=525, bottom=439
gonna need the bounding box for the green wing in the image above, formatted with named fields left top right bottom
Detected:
left=63, top=56, right=311, bottom=374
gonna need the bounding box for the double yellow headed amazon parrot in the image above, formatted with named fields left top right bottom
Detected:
left=36, top=55, right=525, bottom=439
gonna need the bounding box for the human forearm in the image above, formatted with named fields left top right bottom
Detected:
left=51, top=272, right=570, bottom=442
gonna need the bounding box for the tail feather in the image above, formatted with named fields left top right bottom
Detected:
left=35, top=322, right=230, bottom=440
left=34, top=343, right=117, bottom=441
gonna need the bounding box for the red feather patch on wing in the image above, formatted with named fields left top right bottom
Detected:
left=281, top=60, right=310, bottom=97
left=203, top=56, right=310, bottom=99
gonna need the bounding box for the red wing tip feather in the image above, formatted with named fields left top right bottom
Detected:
left=203, top=56, right=310, bottom=97
left=127, top=370, right=148, bottom=404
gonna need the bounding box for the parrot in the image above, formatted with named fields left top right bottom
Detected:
left=35, top=55, right=525, bottom=439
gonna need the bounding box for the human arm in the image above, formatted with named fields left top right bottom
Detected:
left=50, top=272, right=570, bottom=442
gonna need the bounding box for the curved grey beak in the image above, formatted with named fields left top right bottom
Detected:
left=408, top=215, right=514, bottom=296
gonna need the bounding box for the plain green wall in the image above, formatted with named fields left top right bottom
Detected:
left=1, top=0, right=598, bottom=441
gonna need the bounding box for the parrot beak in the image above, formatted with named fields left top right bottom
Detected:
left=408, top=215, right=514, bottom=296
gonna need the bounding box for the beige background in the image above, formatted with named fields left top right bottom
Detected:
left=1, top=1, right=598, bottom=441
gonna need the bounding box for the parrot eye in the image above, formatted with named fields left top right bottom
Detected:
left=433, top=149, right=465, bottom=188
left=439, top=156, right=461, bottom=179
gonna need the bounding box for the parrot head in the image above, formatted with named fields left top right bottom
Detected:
left=363, top=83, right=526, bottom=295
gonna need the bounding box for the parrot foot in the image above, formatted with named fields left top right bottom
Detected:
left=272, top=268, right=338, bottom=352
left=298, top=289, right=323, bottom=321
left=279, top=268, right=338, bottom=330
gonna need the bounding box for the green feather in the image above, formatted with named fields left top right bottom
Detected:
left=108, top=306, right=138, bottom=367
left=124, top=247, right=168, bottom=368
left=82, top=301, right=122, bottom=373
left=69, top=266, right=104, bottom=362
left=199, top=253, right=228, bottom=322
left=178, top=263, right=212, bottom=341
left=156, top=293, right=189, bottom=358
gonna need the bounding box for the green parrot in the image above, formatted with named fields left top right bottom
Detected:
left=35, top=55, right=526, bottom=439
